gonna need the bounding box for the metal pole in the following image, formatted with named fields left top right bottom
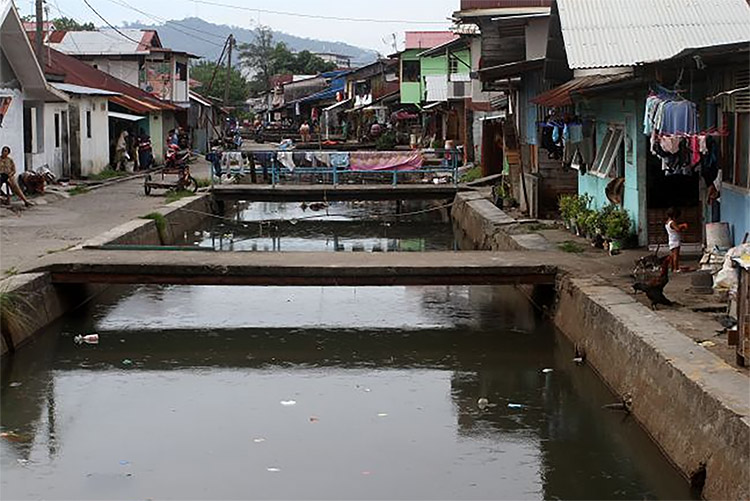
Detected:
left=224, top=35, right=233, bottom=107
left=35, top=0, right=44, bottom=67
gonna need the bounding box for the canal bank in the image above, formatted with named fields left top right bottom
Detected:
left=451, top=191, right=750, bottom=501
left=1, top=194, right=212, bottom=355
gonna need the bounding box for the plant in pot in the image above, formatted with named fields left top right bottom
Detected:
left=603, top=205, right=631, bottom=255
left=559, top=195, right=575, bottom=229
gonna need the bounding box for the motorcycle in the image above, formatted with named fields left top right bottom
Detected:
left=143, top=144, right=198, bottom=195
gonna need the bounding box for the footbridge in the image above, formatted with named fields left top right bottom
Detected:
left=35, top=250, right=563, bottom=287
left=210, top=184, right=467, bottom=202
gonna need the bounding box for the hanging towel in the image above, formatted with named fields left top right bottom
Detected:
left=277, top=152, right=296, bottom=172
left=330, top=152, right=350, bottom=169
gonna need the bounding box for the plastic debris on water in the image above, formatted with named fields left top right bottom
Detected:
left=541, top=368, right=554, bottom=374
left=280, top=400, right=297, bottom=406
left=477, top=398, right=489, bottom=410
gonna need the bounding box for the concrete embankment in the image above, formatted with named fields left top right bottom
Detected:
left=0, top=195, right=212, bottom=356
left=451, top=191, right=750, bottom=501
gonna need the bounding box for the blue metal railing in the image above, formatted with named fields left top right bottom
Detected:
left=211, top=149, right=460, bottom=187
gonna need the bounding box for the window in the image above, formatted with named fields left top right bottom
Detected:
left=402, top=60, right=420, bottom=83
left=723, top=112, right=750, bottom=189
left=449, top=58, right=459, bottom=74
left=176, top=62, right=187, bottom=81
left=590, top=126, right=624, bottom=178
left=86, top=110, right=92, bottom=139
left=54, top=113, right=60, bottom=148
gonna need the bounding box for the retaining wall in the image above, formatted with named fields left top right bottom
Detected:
left=451, top=191, right=750, bottom=500
left=0, top=194, right=212, bottom=356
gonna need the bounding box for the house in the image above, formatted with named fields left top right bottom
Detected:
left=532, top=0, right=750, bottom=246
left=339, top=59, right=400, bottom=141
left=454, top=0, right=565, bottom=216
left=44, top=47, right=180, bottom=168
left=399, top=32, right=458, bottom=106
left=1, top=0, right=67, bottom=175
left=46, top=83, right=118, bottom=178
left=47, top=28, right=197, bottom=140
left=188, top=91, right=222, bottom=153
left=314, top=53, right=352, bottom=69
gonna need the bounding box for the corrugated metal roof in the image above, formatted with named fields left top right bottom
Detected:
left=51, top=82, right=120, bottom=96
left=50, top=29, right=152, bottom=55
left=405, top=31, right=458, bottom=50
left=557, top=0, right=750, bottom=69
left=531, top=73, right=635, bottom=107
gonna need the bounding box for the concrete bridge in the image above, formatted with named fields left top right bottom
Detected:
left=210, top=184, right=466, bottom=202
left=35, top=249, right=562, bottom=287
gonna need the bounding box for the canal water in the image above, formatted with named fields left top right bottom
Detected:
left=0, top=202, right=695, bottom=500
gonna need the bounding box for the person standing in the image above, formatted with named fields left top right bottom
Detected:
left=0, top=146, right=33, bottom=207
left=114, top=130, right=129, bottom=171
left=299, top=121, right=311, bottom=143
left=665, top=207, right=688, bottom=272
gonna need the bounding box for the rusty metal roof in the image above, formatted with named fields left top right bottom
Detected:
left=531, top=73, right=636, bottom=107
left=557, top=0, right=750, bottom=69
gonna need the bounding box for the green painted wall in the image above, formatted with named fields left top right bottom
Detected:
left=577, top=97, right=648, bottom=245
left=400, top=48, right=471, bottom=105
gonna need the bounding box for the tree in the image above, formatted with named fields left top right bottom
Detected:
left=51, top=17, right=95, bottom=31
left=239, top=25, right=338, bottom=95
left=190, top=61, right=251, bottom=106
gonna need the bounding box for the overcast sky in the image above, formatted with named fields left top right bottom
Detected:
left=19, top=0, right=458, bottom=51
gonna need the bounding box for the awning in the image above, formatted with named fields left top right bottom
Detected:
left=324, top=98, right=351, bottom=112
left=531, top=73, right=637, bottom=107
left=423, top=101, right=445, bottom=111
left=108, top=111, right=146, bottom=122
left=477, top=58, right=544, bottom=82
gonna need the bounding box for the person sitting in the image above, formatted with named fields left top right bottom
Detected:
left=0, top=146, right=33, bottom=207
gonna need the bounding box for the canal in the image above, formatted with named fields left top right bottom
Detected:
left=0, top=202, right=694, bottom=500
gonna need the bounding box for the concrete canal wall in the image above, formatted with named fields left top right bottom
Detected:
left=451, top=191, right=750, bottom=501
left=0, top=195, right=212, bottom=356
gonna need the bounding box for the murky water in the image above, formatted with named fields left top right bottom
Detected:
left=0, top=201, right=695, bottom=500
left=1, top=284, right=694, bottom=500
left=182, top=201, right=457, bottom=252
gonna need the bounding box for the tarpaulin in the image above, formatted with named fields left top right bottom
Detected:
left=349, top=152, right=424, bottom=172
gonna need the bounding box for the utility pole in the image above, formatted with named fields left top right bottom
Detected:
left=35, top=0, right=44, bottom=67
left=224, top=34, right=233, bottom=107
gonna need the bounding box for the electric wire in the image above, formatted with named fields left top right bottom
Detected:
left=173, top=0, right=447, bottom=25
left=81, top=0, right=145, bottom=45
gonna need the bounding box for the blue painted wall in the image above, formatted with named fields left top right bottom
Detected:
left=576, top=97, right=647, bottom=244
left=722, top=185, right=750, bottom=246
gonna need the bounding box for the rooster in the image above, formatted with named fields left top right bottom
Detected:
left=632, top=253, right=675, bottom=310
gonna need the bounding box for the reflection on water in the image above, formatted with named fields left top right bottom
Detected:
left=1, top=285, right=694, bottom=500
left=182, top=201, right=457, bottom=252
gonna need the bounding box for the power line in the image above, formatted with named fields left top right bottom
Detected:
left=81, top=0, right=145, bottom=45
left=177, top=0, right=447, bottom=24
left=102, top=0, right=227, bottom=47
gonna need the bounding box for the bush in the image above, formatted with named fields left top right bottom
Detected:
left=602, top=205, right=632, bottom=240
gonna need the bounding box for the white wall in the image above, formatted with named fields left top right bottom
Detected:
left=37, top=102, right=69, bottom=177
left=78, top=96, right=110, bottom=176
left=88, top=58, right=140, bottom=87
left=525, top=18, right=549, bottom=61
left=0, top=87, right=25, bottom=171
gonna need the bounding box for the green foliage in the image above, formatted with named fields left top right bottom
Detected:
left=195, top=178, right=212, bottom=189
left=239, top=25, right=337, bottom=94
left=164, top=190, right=195, bottom=204
left=190, top=61, right=251, bottom=105
left=558, top=241, right=585, bottom=253
left=87, top=168, right=128, bottom=181
left=0, top=284, right=32, bottom=340
left=375, top=131, right=397, bottom=151
left=460, top=166, right=482, bottom=183
left=23, top=16, right=95, bottom=31
left=68, top=186, right=90, bottom=196
left=602, top=204, right=632, bottom=240
left=141, top=212, right=168, bottom=244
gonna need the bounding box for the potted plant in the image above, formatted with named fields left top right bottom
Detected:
left=559, top=195, right=575, bottom=230
left=603, top=205, right=631, bottom=255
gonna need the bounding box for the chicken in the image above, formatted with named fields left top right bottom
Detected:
left=632, top=253, right=675, bottom=310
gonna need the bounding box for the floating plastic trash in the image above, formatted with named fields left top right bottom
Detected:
left=9, top=382, right=22, bottom=388
left=309, top=416, right=319, bottom=422
left=74, top=334, right=99, bottom=345
left=698, top=340, right=716, bottom=347
left=267, top=467, right=281, bottom=472
left=122, top=359, right=133, bottom=366
left=377, top=413, right=388, bottom=417
left=573, top=357, right=585, bottom=365
left=280, top=400, right=297, bottom=406
left=541, top=368, right=554, bottom=374
left=119, top=460, right=130, bottom=466
left=253, top=438, right=266, bottom=443
left=477, top=398, right=489, bottom=410
left=507, top=403, right=524, bottom=409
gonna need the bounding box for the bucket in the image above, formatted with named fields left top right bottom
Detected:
left=706, top=222, right=732, bottom=251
